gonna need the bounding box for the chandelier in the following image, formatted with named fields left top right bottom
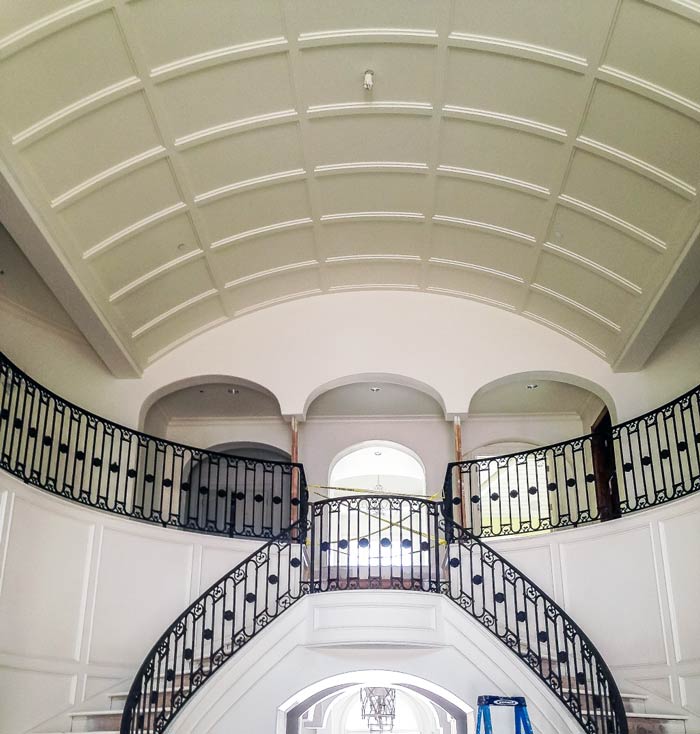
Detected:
left=360, top=687, right=396, bottom=732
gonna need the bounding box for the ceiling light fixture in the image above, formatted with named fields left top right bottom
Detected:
left=526, top=384, right=539, bottom=390
left=370, top=386, right=381, bottom=393
left=177, top=242, right=187, bottom=251
left=227, top=388, right=239, bottom=395
left=374, top=450, right=382, bottom=456
left=363, top=69, right=374, bottom=91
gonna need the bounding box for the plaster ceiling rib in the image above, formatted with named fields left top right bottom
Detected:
left=111, top=0, right=231, bottom=339
left=417, top=0, right=455, bottom=290
left=278, top=0, right=328, bottom=295
left=518, top=0, right=624, bottom=362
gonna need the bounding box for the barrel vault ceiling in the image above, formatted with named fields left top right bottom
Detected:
left=1, top=0, right=699, bottom=375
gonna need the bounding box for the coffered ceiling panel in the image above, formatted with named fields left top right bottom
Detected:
left=0, top=0, right=698, bottom=373
left=211, top=228, right=317, bottom=285
left=322, top=220, right=426, bottom=259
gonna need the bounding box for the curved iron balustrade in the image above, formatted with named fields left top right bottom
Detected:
left=0, top=352, right=307, bottom=539
left=120, top=521, right=308, bottom=734
left=0, top=348, right=697, bottom=542
left=120, top=495, right=627, bottom=734
left=444, top=384, right=700, bottom=537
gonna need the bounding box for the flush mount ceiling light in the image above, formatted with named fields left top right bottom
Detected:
left=526, top=384, right=539, bottom=390
left=370, top=386, right=381, bottom=393
left=363, top=69, right=374, bottom=91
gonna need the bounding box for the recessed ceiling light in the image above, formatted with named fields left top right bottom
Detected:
left=177, top=242, right=187, bottom=251
left=369, top=386, right=381, bottom=393
left=526, top=384, right=539, bottom=390
left=199, top=389, right=205, bottom=393
left=374, top=450, right=382, bottom=456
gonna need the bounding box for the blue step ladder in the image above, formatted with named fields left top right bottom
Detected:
left=476, top=696, right=534, bottom=734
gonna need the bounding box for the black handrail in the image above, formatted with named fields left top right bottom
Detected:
left=444, top=383, right=700, bottom=537
left=0, top=351, right=306, bottom=539
left=120, top=521, right=308, bottom=734
left=1, top=347, right=698, bottom=542
left=442, top=516, right=628, bottom=734
left=121, top=496, right=627, bottom=734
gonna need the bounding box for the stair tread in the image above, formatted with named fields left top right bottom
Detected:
left=581, top=710, right=689, bottom=720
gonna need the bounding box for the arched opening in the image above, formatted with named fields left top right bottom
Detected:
left=208, top=441, right=291, bottom=463
left=279, top=671, right=474, bottom=734
left=462, top=374, right=617, bottom=536
left=329, top=441, right=427, bottom=497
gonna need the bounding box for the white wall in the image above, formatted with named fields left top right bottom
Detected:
left=167, top=591, right=582, bottom=734
left=2, top=290, right=699, bottom=437
left=490, top=493, right=700, bottom=729
left=162, top=413, right=587, bottom=499
left=1, top=468, right=699, bottom=732
left=0, top=472, right=261, bottom=734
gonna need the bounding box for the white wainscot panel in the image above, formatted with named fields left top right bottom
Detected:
left=199, top=542, right=259, bottom=592
left=0, top=496, right=93, bottom=660
left=89, top=528, right=193, bottom=666
left=680, top=673, right=700, bottom=716
left=659, top=509, right=700, bottom=663
left=493, top=542, right=555, bottom=597
left=0, top=666, right=75, bottom=734
left=309, top=591, right=441, bottom=647
left=559, top=525, right=667, bottom=667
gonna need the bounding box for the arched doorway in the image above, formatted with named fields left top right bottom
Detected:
left=329, top=441, right=427, bottom=497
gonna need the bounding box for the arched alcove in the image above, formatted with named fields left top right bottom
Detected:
left=303, top=373, right=447, bottom=419
left=468, top=371, right=617, bottom=426
left=140, top=374, right=283, bottom=434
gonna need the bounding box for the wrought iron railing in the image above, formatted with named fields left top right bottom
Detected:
left=444, top=384, right=700, bottom=537
left=120, top=522, right=307, bottom=734
left=0, top=351, right=306, bottom=539
left=442, top=517, right=627, bottom=734
left=120, top=496, right=627, bottom=734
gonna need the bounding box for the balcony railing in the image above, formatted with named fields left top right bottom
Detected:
left=0, top=352, right=307, bottom=539
left=1, top=349, right=698, bottom=541
left=444, top=384, right=700, bottom=537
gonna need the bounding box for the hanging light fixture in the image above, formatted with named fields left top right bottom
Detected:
left=360, top=687, right=396, bottom=732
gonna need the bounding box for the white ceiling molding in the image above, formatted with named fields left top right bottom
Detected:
left=0, top=0, right=697, bottom=373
